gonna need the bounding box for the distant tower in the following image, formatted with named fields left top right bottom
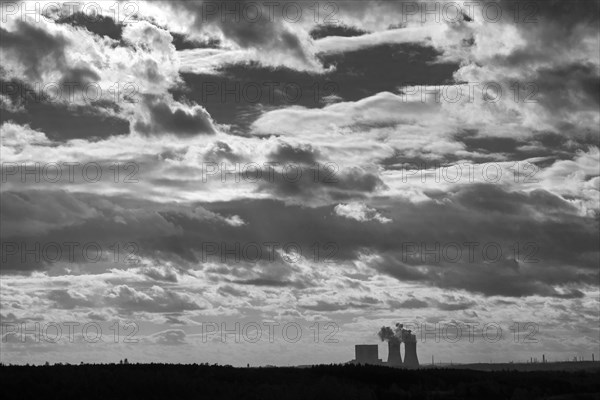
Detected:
left=387, top=340, right=402, bottom=365
left=403, top=331, right=419, bottom=368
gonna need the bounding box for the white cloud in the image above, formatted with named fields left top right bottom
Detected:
left=334, top=202, right=391, bottom=223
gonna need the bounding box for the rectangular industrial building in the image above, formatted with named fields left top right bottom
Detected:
left=354, top=345, right=380, bottom=365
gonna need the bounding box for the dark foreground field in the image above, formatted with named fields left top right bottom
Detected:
left=2, top=363, right=599, bottom=400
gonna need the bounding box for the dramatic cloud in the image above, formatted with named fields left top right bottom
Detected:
left=0, top=0, right=598, bottom=366
left=133, top=94, right=216, bottom=136
left=334, top=202, right=392, bottom=224
left=0, top=20, right=70, bottom=80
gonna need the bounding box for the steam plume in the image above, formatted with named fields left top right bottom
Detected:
left=378, top=323, right=415, bottom=343
left=378, top=326, right=399, bottom=343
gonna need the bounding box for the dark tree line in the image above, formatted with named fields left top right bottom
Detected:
left=1, top=363, right=599, bottom=400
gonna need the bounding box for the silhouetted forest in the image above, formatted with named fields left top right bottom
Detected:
left=1, top=363, right=599, bottom=399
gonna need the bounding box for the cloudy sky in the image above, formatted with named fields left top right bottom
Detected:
left=1, top=0, right=598, bottom=366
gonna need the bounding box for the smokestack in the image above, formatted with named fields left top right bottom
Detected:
left=543, top=354, right=545, bottom=363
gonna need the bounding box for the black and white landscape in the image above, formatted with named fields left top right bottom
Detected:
left=1, top=0, right=599, bottom=397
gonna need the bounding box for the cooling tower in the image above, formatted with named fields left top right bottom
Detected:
left=387, top=340, right=402, bottom=365
left=403, top=333, right=419, bottom=368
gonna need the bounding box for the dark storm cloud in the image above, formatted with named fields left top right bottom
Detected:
left=0, top=190, right=183, bottom=272
left=195, top=186, right=597, bottom=286
left=58, top=66, right=101, bottom=88
left=255, top=165, right=385, bottom=200
left=0, top=21, right=68, bottom=80
left=499, top=0, right=599, bottom=27
left=483, top=60, right=600, bottom=129
left=134, top=94, right=216, bottom=136
left=309, top=23, right=369, bottom=40
left=1, top=180, right=597, bottom=298
left=375, top=253, right=596, bottom=298
left=379, top=150, right=498, bottom=171
left=448, top=129, right=598, bottom=165
left=456, top=131, right=522, bottom=155
left=55, top=12, right=123, bottom=40
left=0, top=191, right=100, bottom=236
left=171, top=32, right=221, bottom=50
left=469, top=1, right=600, bottom=136
left=163, top=0, right=314, bottom=65
left=173, top=43, right=458, bottom=130
left=531, top=63, right=600, bottom=116
left=364, top=185, right=599, bottom=297
left=267, top=142, right=319, bottom=164
left=0, top=77, right=130, bottom=140
left=150, top=148, right=382, bottom=201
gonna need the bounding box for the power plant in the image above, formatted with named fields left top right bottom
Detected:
left=354, top=345, right=381, bottom=365
left=351, top=325, right=596, bottom=369
left=351, top=323, right=419, bottom=368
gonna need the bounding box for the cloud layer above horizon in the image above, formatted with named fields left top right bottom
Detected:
left=1, top=0, right=598, bottom=366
